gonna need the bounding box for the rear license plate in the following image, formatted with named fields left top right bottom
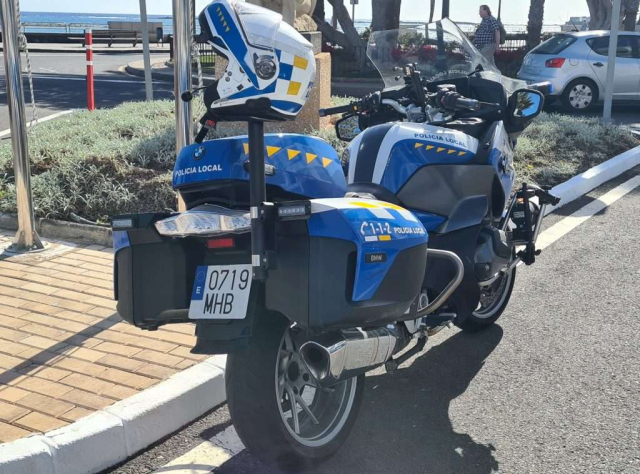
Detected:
left=189, top=264, right=252, bottom=320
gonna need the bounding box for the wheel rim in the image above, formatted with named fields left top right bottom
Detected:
left=473, top=269, right=513, bottom=319
left=275, top=326, right=358, bottom=448
left=568, top=84, right=593, bottom=109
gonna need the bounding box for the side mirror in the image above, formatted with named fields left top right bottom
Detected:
left=511, top=89, right=544, bottom=121
left=335, top=114, right=361, bottom=142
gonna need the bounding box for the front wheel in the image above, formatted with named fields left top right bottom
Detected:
left=226, top=312, right=364, bottom=472
left=457, top=266, right=516, bottom=332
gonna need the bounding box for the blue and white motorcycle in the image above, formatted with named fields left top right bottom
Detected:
left=111, top=5, right=558, bottom=470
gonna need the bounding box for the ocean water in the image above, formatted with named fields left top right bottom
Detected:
left=20, top=11, right=179, bottom=34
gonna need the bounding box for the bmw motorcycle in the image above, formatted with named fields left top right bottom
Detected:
left=111, top=7, right=558, bottom=471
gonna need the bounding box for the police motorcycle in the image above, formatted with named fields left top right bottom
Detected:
left=320, top=21, right=561, bottom=333
left=110, top=2, right=556, bottom=470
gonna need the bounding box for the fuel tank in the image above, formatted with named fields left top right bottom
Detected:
left=174, top=134, right=346, bottom=208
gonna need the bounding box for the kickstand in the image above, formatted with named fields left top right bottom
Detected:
left=385, top=334, right=428, bottom=373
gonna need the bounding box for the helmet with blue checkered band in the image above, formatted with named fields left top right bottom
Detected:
left=198, top=0, right=316, bottom=121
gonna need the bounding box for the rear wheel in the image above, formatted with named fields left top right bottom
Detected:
left=458, top=266, right=516, bottom=332
left=562, top=78, right=598, bottom=112
left=226, top=312, right=364, bottom=472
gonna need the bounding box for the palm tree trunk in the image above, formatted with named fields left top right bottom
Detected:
left=429, top=0, right=436, bottom=23
left=371, top=0, right=402, bottom=31
left=526, top=0, right=545, bottom=50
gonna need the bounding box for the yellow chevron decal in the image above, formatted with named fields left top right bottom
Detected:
left=426, top=145, right=435, bottom=150
left=266, top=146, right=280, bottom=157
left=459, top=151, right=467, bottom=156
left=448, top=149, right=457, bottom=155
left=322, top=157, right=332, bottom=168
left=225, top=27, right=230, bottom=32
left=437, top=147, right=446, bottom=153
left=415, top=143, right=423, bottom=149
left=243, top=143, right=249, bottom=155
left=306, top=153, right=318, bottom=164
left=287, top=149, right=300, bottom=160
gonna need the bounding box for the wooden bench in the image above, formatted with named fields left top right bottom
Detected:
left=83, top=30, right=138, bottom=47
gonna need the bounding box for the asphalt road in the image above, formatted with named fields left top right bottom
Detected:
left=0, top=52, right=173, bottom=133
left=105, top=167, right=640, bottom=474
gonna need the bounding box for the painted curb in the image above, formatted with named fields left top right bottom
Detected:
left=0, top=356, right=227, bottom=474
left=0, top=141, right=638, bottom=474
left=545, top=143, right=640, bottom=215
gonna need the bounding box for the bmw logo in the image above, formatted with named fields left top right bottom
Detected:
left=193, top=146, right=206, bottom=160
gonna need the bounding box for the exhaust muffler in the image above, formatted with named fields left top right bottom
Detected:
left=300, top=327, right=399, bottom=387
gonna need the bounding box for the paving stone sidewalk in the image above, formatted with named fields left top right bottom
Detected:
left=0, top=229, right=206, bottom=443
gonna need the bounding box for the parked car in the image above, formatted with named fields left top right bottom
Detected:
left=517, top=31, right=640, bottom=112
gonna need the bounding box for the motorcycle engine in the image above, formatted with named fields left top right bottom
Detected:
left=474, top=227, right=512, bottom=282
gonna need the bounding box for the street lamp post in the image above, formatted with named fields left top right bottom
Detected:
left=1, top=0, right=44, bottom=252
left=603, top=0, right=622, bottom=125
left=173, top=0, right=193, bottom=211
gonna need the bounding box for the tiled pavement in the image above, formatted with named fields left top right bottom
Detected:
left=0, top=229, right=206, bottom=443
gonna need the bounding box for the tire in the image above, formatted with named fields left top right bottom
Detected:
left=562, top=78, right=599, bottom=112
left=457, top=266, right=517, bottom=332
left=226, top=312, right=364, bottom=472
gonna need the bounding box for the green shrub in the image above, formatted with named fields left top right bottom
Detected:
left=0, top=101, right=637, bottom=223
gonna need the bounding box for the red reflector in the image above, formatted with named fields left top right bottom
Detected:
left=545, top=58, right=565, bottom=68
left=207, top=238, right=235, bottom=249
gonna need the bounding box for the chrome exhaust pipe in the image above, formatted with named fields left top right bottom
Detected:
left=300, top=327, right=399, bottom=388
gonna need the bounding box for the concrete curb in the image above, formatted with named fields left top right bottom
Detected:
left=0, top=213, right=112, bottom=247
left=0, top=355, right=227, bottom=474
left=545, top=143, right=640, bottom=215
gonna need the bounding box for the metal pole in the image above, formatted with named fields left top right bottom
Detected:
left=603, top=0, right=622, bottom=125
left=1, top=0, right=43, bottom=251
left=139, top=0, right=154, bottom=101
left=173, top=0, right=192, bottom=211
left=442, top=0, right=450, bottom=19
left=85, top=30, right=95, bottom=110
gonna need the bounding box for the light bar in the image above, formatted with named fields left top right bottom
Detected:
left=155, top=204, right=251, bottom=237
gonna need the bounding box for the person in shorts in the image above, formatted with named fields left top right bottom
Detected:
left=473, top=5, right=500, bottom=67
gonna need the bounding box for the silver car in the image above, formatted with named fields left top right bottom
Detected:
left=517, top=31, right=640, bottom=112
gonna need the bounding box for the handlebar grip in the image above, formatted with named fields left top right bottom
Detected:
left=318, top=103, right=357, bottom=117
left=454, top=97, right=480, bottom=111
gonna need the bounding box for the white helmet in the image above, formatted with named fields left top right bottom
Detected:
left=198, top=0, right=316, bottom=121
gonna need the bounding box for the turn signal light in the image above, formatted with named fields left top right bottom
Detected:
left=545, top=58, right=565, bottom=68
left=207, top=238, right=235, bottom=249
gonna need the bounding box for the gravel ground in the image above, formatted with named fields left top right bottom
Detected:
left=109, top=167, right=640, bottom=474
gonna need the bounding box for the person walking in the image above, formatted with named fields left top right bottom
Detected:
left=473, top=5, right=500, bottom=67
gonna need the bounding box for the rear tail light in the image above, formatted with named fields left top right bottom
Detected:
left=207, top=237, right=235, bottom=249
left=155, top=204, right=250, bottom=237
left=545, top=58, right=565, bottom=68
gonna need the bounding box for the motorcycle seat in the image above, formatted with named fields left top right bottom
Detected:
left=346, top=182, right=402, bottom=205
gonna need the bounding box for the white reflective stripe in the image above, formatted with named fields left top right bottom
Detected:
left=251, top=255, right=261, bottom=266
left=250, top=207, right=259, bottom=219
left=86, top=61, right=94, bottom=66
left=396, top=208, right=418, bottom=222
left=364, top=235, right=379, bottom=242
left=372, top=124, right=400, bottom=184
left=347, top=132, right=364, bottom=184
left=85, top=45, right=93, bottom=50
left=369, top=208, right=394, bottom=220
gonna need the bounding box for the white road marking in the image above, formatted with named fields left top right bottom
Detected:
left=536, top=174, right=640, bottom=251
left=151, top=425, right=245, bottom=474
left=150, top=174, right=640, bottom=473
left=0, top=109, right=75, bottom=139
left=26, top=74, right=168, bottom=84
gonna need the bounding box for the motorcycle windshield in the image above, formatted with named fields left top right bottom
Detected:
left=367, top=19, right=526, bottom=93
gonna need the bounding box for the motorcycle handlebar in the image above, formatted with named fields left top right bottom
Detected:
left=318, top=103, right=357, bottom=117
left=453, top=97, right=481, bottom=111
